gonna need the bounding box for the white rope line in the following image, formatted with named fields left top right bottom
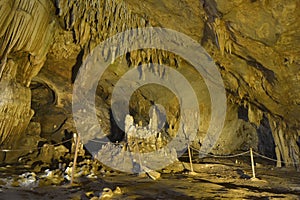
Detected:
left=0, top=138, right=73, bottom=152
left=190, top=146, right=299, bottom=165
left=190, top=147, right=250, bottom=158
left=89, top=139, right=110, bottom=144
left=252, top=151, right=278, bottom=162
left=0, top=138, right=299, bottom=166
left=253, top=151, right=299, bottom=165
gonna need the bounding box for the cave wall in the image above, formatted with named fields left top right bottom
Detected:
left=202, top=0, right=300, bottom=167
left=0, top=0, right=299, bottom=167
left=0, top=0, right=53, bottom=152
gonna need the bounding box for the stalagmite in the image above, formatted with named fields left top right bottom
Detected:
left=149, top=106, right=159, bottom=132
left=125, top=114, right=134, bottom=135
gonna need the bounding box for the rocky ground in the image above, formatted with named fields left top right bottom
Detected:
left=0, top=155, right=299, bottom=199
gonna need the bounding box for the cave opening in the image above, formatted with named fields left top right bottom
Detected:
left=257, top=115, right=276, bottom=159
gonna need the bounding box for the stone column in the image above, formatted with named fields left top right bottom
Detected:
left=0, top=0, right=53, bottom=158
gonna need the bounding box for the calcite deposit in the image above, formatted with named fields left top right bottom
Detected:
left=0, top=0, right=299, bottom=171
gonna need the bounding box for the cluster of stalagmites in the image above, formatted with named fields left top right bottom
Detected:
left=124, top=111, right=168, bottom=153
left=97, top=107, right=178, bottom=173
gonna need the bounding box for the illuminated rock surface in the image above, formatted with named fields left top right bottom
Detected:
left=0, top=0, right=299, bottom=174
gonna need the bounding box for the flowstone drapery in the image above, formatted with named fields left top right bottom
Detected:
left=0, top=0, right=53, bottom=156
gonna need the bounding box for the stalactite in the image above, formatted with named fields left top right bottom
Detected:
left=248, top=104, right=263, bottom=127
left=268, top=114, right=300, bottom=168
left=0, top=0, right=52, bottom=148
left=0, top=0, right=52, bottom=82
left=54, top=0, right=163, bottom=68
left=212, top=18, right=232, bottom=56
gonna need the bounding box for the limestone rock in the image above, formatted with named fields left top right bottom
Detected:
left=0, top=0, right=299, bottom=170
left=0, top=0, right=53, bottom=161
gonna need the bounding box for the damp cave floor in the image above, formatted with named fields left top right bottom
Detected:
left=0, top=156, right=299, bottom=199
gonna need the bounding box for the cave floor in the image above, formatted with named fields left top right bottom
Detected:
left=0, top=157, right=299, bottom=199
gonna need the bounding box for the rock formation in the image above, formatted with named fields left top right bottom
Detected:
left=0, top=0, right=299, bottom=169
left=0, top=0, right=53, bottom=159
left=96, top=113, right=177, bottom=173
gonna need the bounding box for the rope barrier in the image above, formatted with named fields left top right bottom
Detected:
left=89, top=139, right=110, bottom=144
left=0, top=138, right=73, bottom=152
left=0, top=138, right=121, bottom=152
left=190, top=146, right=250, bottom=158
left=190, top=146, right=299, bottom=166
left=51, top=138, right=73, bottom=146
left=252, top=151, right=278, bottom=162
left=253, top=151, right=299, bottom=165
left=0, top=137, right=299, bottom=166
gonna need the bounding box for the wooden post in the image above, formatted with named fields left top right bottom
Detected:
left=250, top=148, right=256, bottom=179
left=188, top=144, right=194, bottom=172
left=71, top=133, right=80, bottom=185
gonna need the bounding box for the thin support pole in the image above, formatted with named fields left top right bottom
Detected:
left=188, top=144, right=194, bottom=172
left=250, top=148, right=256, bottom=179
left=71, top=133, right=80, bottom=185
